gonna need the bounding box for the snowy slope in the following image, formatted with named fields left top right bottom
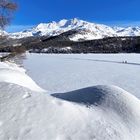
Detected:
left=0, top=61, right=44, bottom=92
left=0, top=60, right=140, bottom=139
left=9, top=18, right=140, bottom=41
left=10, top=18, right=116, bottom=39
left=114, top=26, right=140, bottom=36
left=0, top=29, right=8, bottom=36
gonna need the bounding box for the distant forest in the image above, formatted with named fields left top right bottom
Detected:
left=0, top=34, right=140, bottom=54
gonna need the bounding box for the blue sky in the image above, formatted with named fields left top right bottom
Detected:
left=6, top=0, right=140, bottom=32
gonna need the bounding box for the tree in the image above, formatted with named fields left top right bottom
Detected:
left=0, top=0, right=17, bottom=29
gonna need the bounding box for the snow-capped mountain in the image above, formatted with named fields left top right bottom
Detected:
left=0, top=29, right=8, bottom=36
left=114, top=26, right=140, bottom=37
left=8, top=18, right=140, bottom=41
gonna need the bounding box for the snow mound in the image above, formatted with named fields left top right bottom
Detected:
left=0, top=82, right=140, bottom=139
left=52, top=85, right=140, bottom=121
left=0, top=62, right=45, bottom=92
left=52, top=85, right=140, bottom=139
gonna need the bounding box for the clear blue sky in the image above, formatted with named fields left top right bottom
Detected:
left=7, top=0, right=140, bottom=32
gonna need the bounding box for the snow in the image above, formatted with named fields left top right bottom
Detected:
left=0, top=83, right=140, bottom=139
left=0, top=61, right=44, bottom=92
left=23, top=53, right=140, bottom=98
left=10, top=31, right=34, bottom=38
left=40, top=47, right=72, bottom=53
left=8, top=18, right=140, bottom=40
left=69, top=31, right=101, bottom=41
left=0, top=29, right=8, bottom=36
left=0, top=53, right=140, bottom=139
left=114, top=26, right=140, bottom=36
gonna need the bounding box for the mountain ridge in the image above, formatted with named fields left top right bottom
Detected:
left=6, top=18, right=140, bottom=41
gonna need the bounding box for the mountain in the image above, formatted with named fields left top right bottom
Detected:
left=0, top=29, right=8, bottom=36
left=114, top=26, right=140, bottom=36
left=1, top=19, right=140, bottom=54
left=8, top=18, right=140, bottom=41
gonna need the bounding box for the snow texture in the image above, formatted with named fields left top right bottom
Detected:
left=0, top=54, right=140, bottom=140
left=23, top=53, right=140, bottom=99
left=0, top=61, right=44, bottom=92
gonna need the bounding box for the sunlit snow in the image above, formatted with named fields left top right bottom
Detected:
left=0, top=53, right=140, bottom=140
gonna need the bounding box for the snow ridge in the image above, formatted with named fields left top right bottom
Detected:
left=0, top=61, right=45, bottom=92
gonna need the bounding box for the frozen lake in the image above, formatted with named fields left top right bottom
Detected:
left=23, top=53, right=140, bottom=98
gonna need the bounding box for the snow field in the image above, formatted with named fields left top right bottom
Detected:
left=0, top=54, right=140, bottom=139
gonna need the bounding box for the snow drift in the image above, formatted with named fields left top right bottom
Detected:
left=52, top=85, right=140, bottom=128
left=0, top=61, right=140, bottom=140
left=0, top=61, right=44, bottom=92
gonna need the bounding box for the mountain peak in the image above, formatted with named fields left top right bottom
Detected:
left=70, top=18, right=82, bottom=24
left=8, top=18, right=140, bottom=40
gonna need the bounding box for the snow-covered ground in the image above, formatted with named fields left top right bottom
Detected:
left=23, top=53, right=140, bottom=98
left=1, top=53, right=140, bottom=140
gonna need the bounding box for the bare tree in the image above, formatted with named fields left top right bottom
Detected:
left=0, top=0, right=17, bottom=29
